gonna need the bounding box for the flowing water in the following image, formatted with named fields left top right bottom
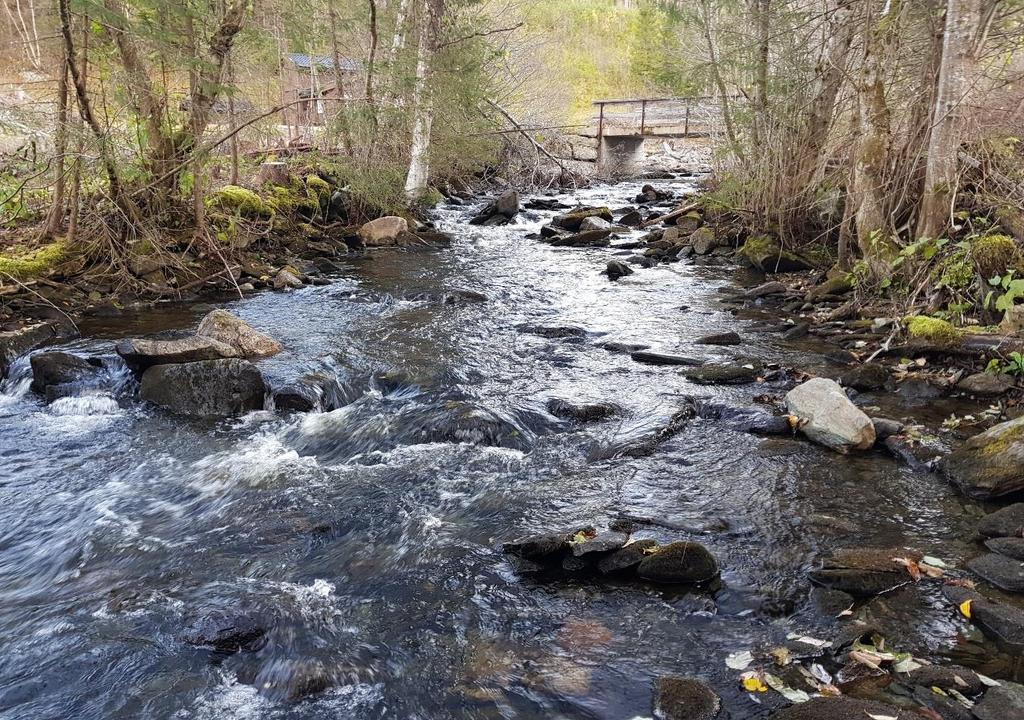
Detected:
left=0, top=180, right=1004, bottom=719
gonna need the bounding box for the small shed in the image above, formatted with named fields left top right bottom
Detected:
left=281, top=53, right=362, bottom=129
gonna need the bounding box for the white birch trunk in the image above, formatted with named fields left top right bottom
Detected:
left=403, top=2, right=437, bottom=199
left=916, top=0, right=981, bottom=240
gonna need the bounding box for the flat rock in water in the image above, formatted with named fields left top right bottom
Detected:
left=546, top=398, right=618, bottom=422
left=571, top=531, right=629, bottom=557
left=598, top=539, right=657, bottom=574
left=903, top=664, right=983, bottom=695
left=516, top=324, right=588, bottom=339
left=694, top=331, right=741, bottom=346
left=985, top=536, right=1024, bottom=560
left=883, top=434, right=946, bottom=471
left=781, top=322, right=810, bottom=340
left=631, top=350, right=702, bottom=366
left=958, top=371, right=1015, bottom=396
left=547, top=229, right=612, bottom=247
left=637, top=541, right=718, bottom=584
left=941, top=417, right=1024, bottom=499
left=770, top=696, right=911, bottom=720
left=972, top=681, right=1024, bottom=720
left=942, top=585, right=1024, bottom=646
left=139, top=359, right=267, bottom=417
left=116, top=336, right=239, bottom=373
left=744, top=281, right=787, bottom=298
left=968, top=552, right=1024, bottom=593
left=598, top=341, right=650, bottom=354
left=785, top=378, right=876, bottom=453
left=682, top=362, right=761, bottom=385
left=809, top=587, right=854, bottom=616
left=810, top=547, right=919, bottom=597
left=196, top=309, right=282, bottom=358
left=870, top=416, right=904, bottom=439
left=502, top=527, right=594, bottom=562
left=653, top=676, right=720, bottom=720
left=549, top=206, right=613, bottom=232
left=978, top=503, right=1024, bottom=538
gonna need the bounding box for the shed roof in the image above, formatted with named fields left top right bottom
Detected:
left=286, top=53, right=361, bottom=72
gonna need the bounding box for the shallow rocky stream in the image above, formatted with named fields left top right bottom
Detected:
left=0, top=179, right=1019, bottom=719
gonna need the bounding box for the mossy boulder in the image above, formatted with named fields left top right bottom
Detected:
left=304, top=175, right=332, bottom=203
left=208, top=185, right=273, bottom=219
left=0, top=241, right=66, bottom=279
left=941, top=416, right=1024, bottom=499
left=972, top=234, right=1020, bottom=280
left=636, top=541, right=719, bottom=583
left=806, top=273, right=853, bottom=301
left=549, top=206, right=613, bottom=232
left=738, top=235, right=813, bottom=272
left=904, top=315, right=962, bottom=346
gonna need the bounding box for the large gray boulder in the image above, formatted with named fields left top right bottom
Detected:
left=139, top=359, right=267, bottom=416
left=30, top=352, right=101, bottom=396
left=196, top=309, right=282, bottom=359
left=116, top=336, right=238, bottom=373
left=358, top=216, right=408, bottom=246
left=941, top=416, right=1024, bottom=499
left=549, top=206, right=613, bottom=232
left=785, top=377, right=875, bottom=453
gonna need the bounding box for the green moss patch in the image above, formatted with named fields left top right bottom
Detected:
left=207, top=185, right=273, bottom=219
left=972, top=234, right=1019, bottom=280
left=0, top=241, right=66, bottom=279
left=904, top=315, right=962, bottom=346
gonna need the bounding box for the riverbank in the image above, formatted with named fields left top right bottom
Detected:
left=2, top=177, right=1024, bottom=719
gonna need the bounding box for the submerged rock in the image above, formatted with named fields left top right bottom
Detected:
left=139, top=359, right=267, bottom=416
left=653, top=676, right=720, bottom=720
left=694, top=331, right=740, bottom=346
left=546, top=398, right=618, bottom=422
left=116, top=336, right=238, bottom=373
left=770, top=696, right=911, bottom=719
left=196, top=309, right=282, bottom=358
left=29, top=351, right=102, bottom=396
left=637, top=541, right=719, bottom=584
left=941, top=416, right=1024, bottom=499
left=516, top=324, right=588, bottom=339
left=570, top=531, right=629, bottom=557
left=682, top=361, right=761, bottom=385
left=785, top=378, right=875, bottom=453
left=903, top=664, right=983, bottom=695
left=810, top=547, right=920, bottom=597
left=183, top=611, right=265, bottom=652
left=469, top=189, right=519, bottom=225
left=631, top=350, right=702, bottom=366
left=546, top=228, right=612, bottom=247
left=968, top=553, right=1024, bottom=593
left=978, top=503, right=1024, bottom=538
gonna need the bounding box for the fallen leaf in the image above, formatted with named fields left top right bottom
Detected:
left=764, top=673, right=810, bottom=703
left=725, top=650, right=754, bottom=670
left=959, top=599, right=972, bottom=619
left=922, top=555, right=948, bottom=568
left=786, top=633, right=829, bottom=648
left=976, top=673, right=1001, bottom=687
left=770, top=647, right=791, bottom=666
left=741, top=672, right=768, bottom=693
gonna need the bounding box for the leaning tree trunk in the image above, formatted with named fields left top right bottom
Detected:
left=42, top=55, right=69, bottom=238
left=403, top=0, right=441, bottom=199
left=916, top=0, right=981, bottom=240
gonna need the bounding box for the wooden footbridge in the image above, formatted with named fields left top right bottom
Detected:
left=584, top=96, right=728, bottom=167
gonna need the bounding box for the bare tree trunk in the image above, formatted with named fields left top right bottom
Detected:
left=227, top=53, right=239, bottom=185
left=698, top=0, right=744, bottom=163
left=851, top=0, right=897, bottom=261
left=366, top=0, right=381, bottom=136
left=916, top=0, right=981, bottom=239
left=403, top=0, right=442, bottom=199
left=751, top=0, right=770, bottom=150
left=43, top=56, right=70, bottom=237
left=328, top=3, right=354, bottom=154
left=58, top=0, right=123, bottom=208
left=66, top=18, right=87, bottom=245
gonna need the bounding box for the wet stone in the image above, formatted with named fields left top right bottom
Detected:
left=637, top=541, right=719, bottom=584
left=571, top=531, right=629, bottom=557
left=682, top=361, right=762, bottom=385
left=516, top=324, right=588, bottom=339
left=942, top=585, right=1024, bottom=647
left=503, top=527, right=594, bottom=562
left=598, top=539, right=657, bottom=574
left=870, top=416, right=904, bottom=440
left=839, top=363, right=889, bottom=391
left=769, top=696, right=911, bottom=720
left=116, top=336, right=239, bottom=373
left=182, top=611, right=265, bottom=652
left=598, top=341, right=650, bottom=354
left=968, top=553, right=1024, bottom=593
left=984, top=536, right=1024, bottom=560
left=546, top=398, right=618, bottom=422
left=941, top=417, right=1024, bottom=499
left=957, top=371, right=1015, bottom=397
left=902, top=664, right=984, bottom=695
left=809, top=587, right=855, bottom=616
left=694, top=331, right=740, bottom=346
left=631, top=350, right=703, bottom=366
left=809, top=547, right=919, bottom=597
left=605, top=259, right=634, bottom=280
left=139, top=359, right=267, bottom=417
left=977, top=503, right=1024, bottom=538
left=29, top=352, right=102, bottom=396
left=653, top=676, right=721, bottom=720
left=972, top=681, right=1024, bottom=720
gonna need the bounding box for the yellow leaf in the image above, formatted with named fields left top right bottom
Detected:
left=959, top=599, right=972, bottom=618
left=741, top=676, right=768, bottom=693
